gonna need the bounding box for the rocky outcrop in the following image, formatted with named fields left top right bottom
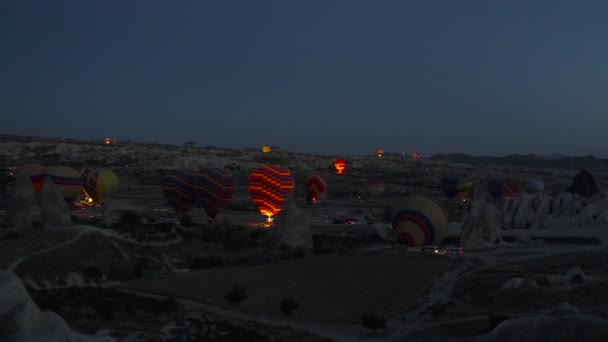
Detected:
left=460, top=198, right=502, bottom=250
left=272, top=199, right=313, bottom=250
left=7, top=175, right=42, bottom=228
left=38, top=176, right=71, bottom=227
left=500, top=192, right=608, bottom=229
left=0, top=271, right=114, bottom=342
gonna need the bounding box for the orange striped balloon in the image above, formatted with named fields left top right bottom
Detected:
left=248, top=165, right=294, bottom=218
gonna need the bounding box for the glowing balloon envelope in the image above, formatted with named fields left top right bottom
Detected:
left=248, top=165, right=294, bottom=219
left=15, top=164, right=47, bottom=193
left=45, top=165, right=84, bottom=201
left=334, top=159, right=347, bottom=174
left=488, top=178, right=521, bottom=200
left=192, top=168, right=236, bottom=220
left=392, top=194, right=449, bottom=247
left=161, top=170, right=195, bottom=213
left=305, top=174, right=327, bottom=202
left=81, top=167, right=119, bottom=205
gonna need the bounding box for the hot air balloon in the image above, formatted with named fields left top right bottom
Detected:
left=392, top=194, right=449, bottom=247
left=192, top=168, right=236, bottom=221
left=262, top=146, right=272, bottom=153
left=365, top=177, right=385, bottom=198
left=524, top=179, right=544, bottom=193
left=334, top=159, right=347, bottom=174
left=488, top=178, right=521, bottom=200
left=45, top=165, right=84, bottom=202
left=161, top=170, right=195, bottom=214
left=248, top=165, right=294, bottom=222
left=412, top=152, right=421, bottom=159
left=305, top=174, right=327, bottom=204
left=377, top=149, right=384, bottom=157
left=15, top=164, right=47, bottom=193
left=81, top=167, right=119, bottom=205
left=441, top=178, right=474, bottom=202
left=105, top=137, right=112, bottom=145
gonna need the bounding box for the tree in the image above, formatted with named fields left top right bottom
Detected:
left=224, top=285, right=247, bottom=307
left=361, top=313, right=386, bottom=333
left=280, top=297, right=299, bottom=316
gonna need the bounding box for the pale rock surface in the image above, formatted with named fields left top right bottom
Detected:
left=0, top=271, right=114, bottom=342
left=7, top=175, right=42, bottom=228
left=38, top=176, right=72, bottom=227
left=272, top=199, right=313, bottom=250
left=460, top=198, right=502, bottom=250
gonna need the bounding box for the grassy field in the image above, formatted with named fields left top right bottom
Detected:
left=126, top=252, right=449, bottom=324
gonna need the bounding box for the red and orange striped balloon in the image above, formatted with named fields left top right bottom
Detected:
left=305, top=174, right=327, bottom=202
left=248, top=165, right=294, bottom=219
left=334, top=159, right=347, bottom=174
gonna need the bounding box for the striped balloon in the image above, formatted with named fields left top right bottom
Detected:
left=192, top=168, right=236, bottom=220
left=441, top=177, right=474, bottom=201
left=248, top=165, right=295, bottom=218
left=488, top=178, right=521, bottom=200
left=45, top=165, right=84, bottom=201
left=161, top=170, right=195, bottom=213
left=15, top=164, right=47, bottom=193
left=392, top=194, right=449, bottom=247
left=305, top=174, right=327, bottom=202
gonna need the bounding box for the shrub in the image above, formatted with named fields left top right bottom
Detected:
left=225, top=285, right=247, bottom=307
left=361, top=313, right=386, bottom=332
left=280, top=297, right=299, bottom=316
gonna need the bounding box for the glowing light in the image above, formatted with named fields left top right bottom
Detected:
left=262, top=146, right=272, bottom=153
left=105, top=137, right=111, bottom=145
left=377, top=149, right=384, bottom=157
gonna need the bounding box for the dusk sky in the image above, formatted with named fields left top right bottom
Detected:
left=1, top=0, right=607, bottom=157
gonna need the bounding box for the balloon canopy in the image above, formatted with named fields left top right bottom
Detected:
left=334, top=159, right=347, bottom=174
left=441, top=178, right=474, bottom=201
left=192, top=168, right=236, bottom=220
left=392, top=194, right=449, bottom=247
left=377, top=149, right=384, bottom=157
left=248, top=165, right=294, bottom=219
left=488, top=178, right=521, bottom=200
left=161, top=170, right=195, bottom=214
left=305, top=174, right=327, bottom=203
left=45, top=165, right=84, bottom=200
left=81, top=167, right=119, bottom=205
left=15, top=164, right=47, bottom=193
left=524, top=179, right=544, bottom=193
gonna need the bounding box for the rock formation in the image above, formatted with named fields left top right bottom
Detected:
left=272, top=199, right=313, bottom=250
left=7, top=175, right=42, bottom=228
left=38, top=176, right=72, bottom=227
left=460, top=195, right=502, bottom=250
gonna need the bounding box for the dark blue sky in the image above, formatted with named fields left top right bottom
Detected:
left=1, top=1, right=607, bottom=157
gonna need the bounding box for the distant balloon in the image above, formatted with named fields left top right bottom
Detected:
left=81, top=167, right=119, bottom=205
left=392, top=194, right=449, bottom=247
left=524, top=179, right=544, bottom=193
left=377, top=149, right=384, bottom=157
left=365, top=177, right=385, bottom=198
left=161, top=170, right=194, bottom=213
left=248, top=165, right=295, bottom=220
left=441, top=178, right=474, bottom=201
left=262, top=146, right=272, bottom=153
left=305, top=174, right=327, bottom=203
left=15, top=164, right=47, bottom=193
left=412, top=152, right=421, bottom=159
left=488, top=178, right=521, bottom=200
left=45, top=165, right=84, bottom=201
left=334, top=159, right=347, bottom=174
left=192, top=168, right=236, bottom=220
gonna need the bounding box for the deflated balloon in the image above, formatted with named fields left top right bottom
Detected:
left=192, top=168, right=236, bottom=220
left=15, top=164, right=47, bottom=193
left=441, top=178, right=474, bottom=201
left=161, top=170, right=194, bottom=213
left=45, top=165, right=84, bottom=201
left=305, top=174, right=327, bottom=203
left=81, top=167, right=119, bottom=205
left=248, top=165, right=294, bottom=219
left=392, top=194, right=449, bottom=247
